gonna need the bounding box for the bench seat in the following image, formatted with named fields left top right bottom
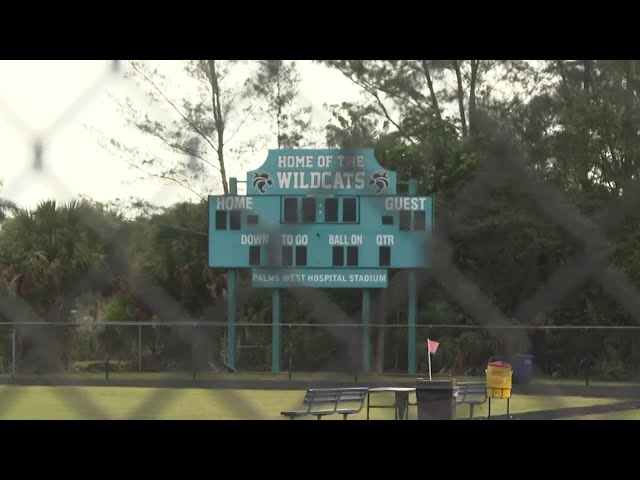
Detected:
left=281, top=387, right=369, bottom=420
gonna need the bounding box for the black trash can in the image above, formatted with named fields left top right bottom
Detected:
left=510, top=354, right=534, bottom=384
left=415, top=379, right=458, bottom=420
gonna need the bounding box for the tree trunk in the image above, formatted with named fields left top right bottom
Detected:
left=557, top=60, right=570, bottom=94
left=583, top=60, right=592, bottom=92
left=453, top=60, right=468, bottom=137
left=624, top=60, right=635, bottom=177
left=420, top=60, right=442, bottom=122
left=276, top=72, right=283, bottom=148
left=207, top=60, right=229, bottom=195
left=468, top=60, right=480, bottom=136
left=578, top=60, right=593, bottom=192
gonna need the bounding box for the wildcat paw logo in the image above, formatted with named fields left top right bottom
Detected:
left=252, top=172, right=273, bottom=194
left=369, top=171, right=389, bottom=193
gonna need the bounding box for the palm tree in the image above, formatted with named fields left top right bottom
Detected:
left=0, top=180, right=17, bottom=224
left=0, top=199, right=121, bottom=371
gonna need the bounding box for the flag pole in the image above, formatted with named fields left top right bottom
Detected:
left=428, top=348, right=432, bottom=381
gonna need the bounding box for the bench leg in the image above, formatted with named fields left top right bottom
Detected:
left=316, top=415, right=322, bottom=420
left=396, top=392, right=409, bottom=421
left=367, top=394, right=370, bottom=420
left=343, top=414, right=348, bottom=420
left=469, top=404, right=474, bottom=419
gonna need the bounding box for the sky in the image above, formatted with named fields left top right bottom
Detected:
left=0, top=60, right=363, bottom=213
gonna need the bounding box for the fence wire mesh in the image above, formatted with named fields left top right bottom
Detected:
left=1, top=60, right=640, bottom=420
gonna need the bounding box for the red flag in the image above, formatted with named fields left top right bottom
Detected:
left=427, top=338, right=439, bottom=354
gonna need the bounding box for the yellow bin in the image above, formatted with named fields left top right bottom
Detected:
left=486, top=360, right=512, bottom=399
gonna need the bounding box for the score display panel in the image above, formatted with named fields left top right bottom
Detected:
left=208, top=194, right=433, bottom=271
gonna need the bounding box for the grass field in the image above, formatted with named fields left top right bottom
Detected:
left=0, top=385, right=623, bottom=420
left=567, top=410, right=640, bottom=420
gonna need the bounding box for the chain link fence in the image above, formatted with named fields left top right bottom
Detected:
left=0, top=322, right=637, bottom=382
left=1, top=60, right=640, bottom=419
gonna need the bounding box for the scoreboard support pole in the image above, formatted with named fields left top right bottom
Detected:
left=408, top=273, right=417, bottom=375
left=272, top=288, right=281, bottom=373
left=408, top=178, right=418, bottom=375
left=226, top=177, right=238, bottom=370
left=227, top=270, right=237, bottom=369
left=362, top=288, right=372, bottom=374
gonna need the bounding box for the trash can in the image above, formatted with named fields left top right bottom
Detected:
left=486, top=360, right=512, bottom=399
left=510, top=354, right=534, bottom=385
left=415, top=379, right=458, bottom=420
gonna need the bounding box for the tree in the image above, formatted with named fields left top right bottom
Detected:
left=0, top=180, right=17, bottom=224
left=100, top=60, right=316, bottom=204
left=0, top=199, right=121, bottom=371
left=323, top=60, right=545, bottom=143
left=100, top=60, right=265, bottom=200
left=136, top=201, right=212, bottom=315
left=250, top=61, right=313, bottom=148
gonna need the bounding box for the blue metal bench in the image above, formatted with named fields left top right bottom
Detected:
left=456, top=382, right=488, bottom=419
left=281, top=387, right=369, bottom=420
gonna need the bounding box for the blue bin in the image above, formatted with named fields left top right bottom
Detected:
left=510, top=354, right=534, bottom=384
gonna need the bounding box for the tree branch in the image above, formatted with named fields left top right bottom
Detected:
left=370, top=89, right=417, bottom=145
left=468, top=60, right=480, bottom=136
left=583, top=60, right=592, bottom=92
left=137, top=125, right=221, bottom=173
left=223, top=100, right=264, bottom=147
left=207, top=60, right=229, bottom=195
left=130, top=62, right=220, bottom=155
left=332, top=64, right=418, bottom=145
left=420, top=60, right=443, bottom=121
left=556, top=60, right=570, bottom=94
left=360, top=63, right=433, bottom=119
left=124, top=158, right=207, bottom=201
left=453, top=60, right=468, bottom=137
left=375, top=82, right=432, bottom=119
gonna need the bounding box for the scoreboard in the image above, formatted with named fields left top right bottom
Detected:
left=208, top=148, right=433, bottom=288
left=208, top=194, right=432, bottom=269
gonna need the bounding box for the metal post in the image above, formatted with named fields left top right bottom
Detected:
left=227, top=177, right=238, bottom=370
left=192, top=324, right=197, bottom=381
left=138, top=324, right=142, bottom=372
left=408, top=272, right=417, bottom=375
left=105, top=326, right=110, bottom=380
left=408, top=178, right=418, bottom=375
left=227, top=270, right=237, bottom=369
left=272, top=288, right=281, bottom=373
left=362, top=288, right=371, bottom=373
left=11, top=325, right=16, bottom=378
left=288, top=324, right=293, bottom=380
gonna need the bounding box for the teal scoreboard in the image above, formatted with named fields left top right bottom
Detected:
left=208, top=149, right=432, bottom=288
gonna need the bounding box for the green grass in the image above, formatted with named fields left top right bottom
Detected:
left=451, top=394, right=618, bottom=420
left=0, top=385, right=623, bottom=420
left=566, top=410, right=640, bottom=420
